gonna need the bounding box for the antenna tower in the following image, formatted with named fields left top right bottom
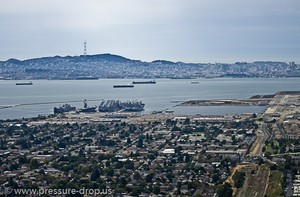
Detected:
left=83, top=40, right=87, bottom=55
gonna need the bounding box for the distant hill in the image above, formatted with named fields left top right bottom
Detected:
left=0, top=54, right=298, bottom=79
left=151, top=60, right=177, bottom=65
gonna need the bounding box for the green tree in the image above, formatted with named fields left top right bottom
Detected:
left=18, top=155, right=28, bottom=165
left=217, top=182, right=233, bottom=197
left=90, top=168, right=100, bottom=181
left=127, top=137, right=132, bottom=144
left=232, top=171, right=245, bottom=188
left=29, top=159, right=39, bottom=170
left=16, top=138, right=30, bottom=149
left=153, top=185, right=160, bottom=195
left=133, top=172, right=141, bottom=180
left=124, top=160, right=134, bottom=170
left=184, top=118, right=190, bottom=125
left=212, top=173, right=220, bottom=183
left=106, top=167, right=114, bottom=176
left=145, top=171, right=155, bottom=183
left=137, top=136, right=143, bottom=148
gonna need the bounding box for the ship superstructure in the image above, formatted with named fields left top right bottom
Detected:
left=54, top=104, right=76, bottom=114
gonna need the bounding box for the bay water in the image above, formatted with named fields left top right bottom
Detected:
left=0, top=78, right=299, bottom=120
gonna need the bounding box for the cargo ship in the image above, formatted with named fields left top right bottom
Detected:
left=113, top=84, right=134, bottom=88
left=99, top=100, right=145, bottom=112
left=122, top=100, right=145, bottom=112
left=132, top=80, right=156, bottom=84
left=16, top=82, right=33, bottom=85
left=79, top=99, right=97, bottom=113
left=54, top=104, right=76, bottom=114
left=99, top=100, right=122, bottom=112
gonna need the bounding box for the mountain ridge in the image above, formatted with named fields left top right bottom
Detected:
left=0, top=53, right=298, bottom=79
left=0, top=53, right=290, bottom=65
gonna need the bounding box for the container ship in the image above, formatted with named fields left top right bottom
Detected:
left=132, top=80, right=156, bottom=84
left=99, top=100, right=145, bottom=112
left=99, top=100, right=122, bottom=112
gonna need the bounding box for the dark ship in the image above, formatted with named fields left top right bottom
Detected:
left=75, top=76, right=98, bottom=80
left=16, top=81, right=33, bottom=85
left=121, top=100, right=145, bottom=111
left=79, top=99, right=97, bottom=113
left=113, top=84, right=134, bottom=88
left=132, top=80, right=156, bottom=84
left=54, top=104, right=76, bottom=114
left=99, top=100, right=145, bottom=112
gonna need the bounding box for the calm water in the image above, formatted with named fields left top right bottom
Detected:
left=0, top=78, right=299, bottom=120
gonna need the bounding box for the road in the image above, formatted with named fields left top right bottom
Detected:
left=285, top=171, right=293, bottom=197
left=248, top=122, right=269, bottom=157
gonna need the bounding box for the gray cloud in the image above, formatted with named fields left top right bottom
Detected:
left=0, top=0, right=300, bottom=63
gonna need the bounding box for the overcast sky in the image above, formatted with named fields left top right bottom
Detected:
left=1, top=0, right=300, bottom=63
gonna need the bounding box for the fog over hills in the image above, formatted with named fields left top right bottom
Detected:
left=0, top=54, right=299, bottom=79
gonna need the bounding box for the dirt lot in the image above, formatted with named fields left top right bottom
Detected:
left=235, top=164, right=270, bottom=197
left=226, top=164, right=270, bottom=197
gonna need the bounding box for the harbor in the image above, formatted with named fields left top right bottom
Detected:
left=1, top=78, right=300, bottom=120
left=53, top=99, right=145, bottom=114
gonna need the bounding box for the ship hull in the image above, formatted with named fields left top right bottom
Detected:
left=113, top=85, right=134, bottom=88
left=132, top=81, right=156, bottom=84
left=16, top=82, right=33, bottom=85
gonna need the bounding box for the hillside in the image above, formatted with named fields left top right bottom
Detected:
left=0, top=54, right=298, bottom=79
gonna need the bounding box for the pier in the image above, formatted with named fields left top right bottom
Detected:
left=0, top=99, right=103, bottom=110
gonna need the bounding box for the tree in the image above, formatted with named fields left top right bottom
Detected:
left=146, top=133, right=150, bottom=141
left=264, top=151, right=272, bottom=160
left=175, top=146, right=183, bottom=154
left=145, top=171, right=155, bottom=183
left=16, top=138, right=30, bottom=149
left=18, top=155, right=28, bottom=165
left=29, top=159, right=39, bottom=170
left=137, top=137, right=143, bottom=148
left=148, top=154, right=155, bottom=160
left=285, top=155, right=292, bottom=170
left=119, top=167, right=127, bottom=175
left=127, top=137, right=132, bottom=144
left=171, top=125, right=181, bottom=131
left=106, top=167, right=114, bottom=176
left=212, top=173, right=220, bottom=183
left=91, top=168, right=100, bottom=181
left=177, top=181, right=182, bottom=195
left=7, top=177, right=18, bottom=189
left=133, top=172, right=141, bottom=180
left=153, top=185, right=160, bottom=195
left=217, top=183, right=233, bottom=197
left=124, top=160, right=134, bottom=170
left=184, top=118, right=190, bottom=125
left=232, top=171, right=245, bottom=188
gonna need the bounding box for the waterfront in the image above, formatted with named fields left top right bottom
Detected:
left=0, top=78, right=299, bottom=119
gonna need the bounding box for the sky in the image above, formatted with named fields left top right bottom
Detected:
left=0, top=0, right=300, bottom=63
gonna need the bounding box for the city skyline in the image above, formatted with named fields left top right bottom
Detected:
left=0, top=0, right=300, bottom=63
